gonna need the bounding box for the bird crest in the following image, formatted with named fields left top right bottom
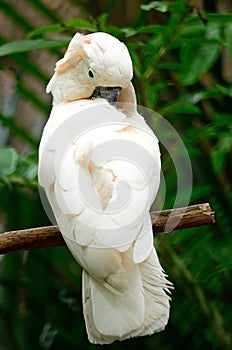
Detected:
left=55, top=33, right=90, bottom=74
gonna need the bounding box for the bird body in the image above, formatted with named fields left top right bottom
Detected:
left=38, top=32, right=172, bottom=344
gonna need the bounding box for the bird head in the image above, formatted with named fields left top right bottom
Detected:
left=47, top=32, right=135, bottom=108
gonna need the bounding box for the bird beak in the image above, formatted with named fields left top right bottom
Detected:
left=91, top=86, right=122, bottom=105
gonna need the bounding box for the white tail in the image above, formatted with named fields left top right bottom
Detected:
left=81, top=246, right=172, bottom=344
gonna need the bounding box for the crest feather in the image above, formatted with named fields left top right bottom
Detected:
left=55, top=33, right=89, bottom=74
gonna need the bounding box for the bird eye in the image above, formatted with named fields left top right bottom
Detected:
left=88, top=68, right=95, bottom=78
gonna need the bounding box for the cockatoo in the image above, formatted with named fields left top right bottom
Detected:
left=38, top=32, right=172, bottom=344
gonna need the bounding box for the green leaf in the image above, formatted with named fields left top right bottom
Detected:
left=0, top=38, right=70, bottom=56
left=28, top=24, right=66, bottom=38
left=158, top=62, right=180, bottom=70
left=97, top=13, right=109, bottom=32
left=28, top=19, right=97, bottom=39
left=17, top=154, right=38, bottom=183
left=138, top=24, right=170, bottom=35
left=159, top=100, right=201, bottom=116
left=217, top=136, right=232, bottom=153
left=207, top=13, right=232, bottom=24
left=127, top=47, right=143, bottom=77
left=0, top=148, right=18, bottom=181
left=121, top=28, right=138, bottom=38
left=141, top=1, right=169, bottom=13
left=184, top=89, right=223, bottom=104
left=179, top=24, right=221, bottom=86
left=179, top=23, right=206, bottom=39
left=184, top=13, right=232, bottom=27
left=24, top=164, right=38, bottom=182
left=211, top=137, right=232, bottom=174
left=65, top=18, right=97, bottom=31
left=103, top=25, right=124, bottom=37
left=215, top=83, right=232, bottom=97
left=211, top=148, right=225, bottom=175
left=138, top=25, right=171, bottom=45
left=170, top=37, right=221, bottom=50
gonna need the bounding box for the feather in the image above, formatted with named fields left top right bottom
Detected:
left=135, top=248, right=173, bottom=336
left=82, top=248, right=145, bottom=344
left=118, top=82, right=137, bottom=117
left=133, top=214, right=154, bottom=264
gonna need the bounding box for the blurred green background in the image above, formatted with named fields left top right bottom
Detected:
left=0, top=0, right=231, bottom=349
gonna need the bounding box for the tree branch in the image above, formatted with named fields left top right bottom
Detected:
left=0, top=203, right=215, bottom=255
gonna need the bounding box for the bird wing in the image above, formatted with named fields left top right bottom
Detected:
left=39, top=99, right=160, bottom=255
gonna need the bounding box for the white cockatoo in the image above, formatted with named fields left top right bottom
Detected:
left=38, top=32, right=172, bottom=344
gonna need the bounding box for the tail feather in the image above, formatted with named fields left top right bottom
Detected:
left=82, top=246, right=172, bottom=344
left=134, top=247, right=173, bottom=337
left=118, top=247, right=172, bottom=340
left=82, top=248, right=145, bottom=344
left=82, top=271, right=116, bottom=344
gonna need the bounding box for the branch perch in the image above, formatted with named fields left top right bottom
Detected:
left=0, top=203, right=215, bottom=255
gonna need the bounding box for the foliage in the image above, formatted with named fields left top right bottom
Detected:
left=0, top=0, right=231, bottom=349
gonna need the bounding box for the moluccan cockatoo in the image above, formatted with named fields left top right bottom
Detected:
left=38, top=32, right=172, bottom=344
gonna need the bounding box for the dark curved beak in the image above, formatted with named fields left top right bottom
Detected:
left=91, top=86, right=122, bottom=105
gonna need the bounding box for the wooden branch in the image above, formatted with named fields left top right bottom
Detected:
left=0, top=203, right=215, bottom=255
left=151, top=203, right=215, bottom=232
